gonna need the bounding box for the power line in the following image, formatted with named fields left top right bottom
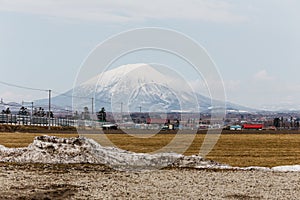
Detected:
left=0, top=80, right=48, bottom=92
left=0, top=81, right=110, bottom=110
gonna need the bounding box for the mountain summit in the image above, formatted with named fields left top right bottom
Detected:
left=35, top=63, right=251, bottom=113
left=73, top=63, right=199, bottom=113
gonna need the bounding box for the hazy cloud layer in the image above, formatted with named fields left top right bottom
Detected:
left=0, top=0, right=246, bottom=23
left=254, top=70, right=274, bottom=81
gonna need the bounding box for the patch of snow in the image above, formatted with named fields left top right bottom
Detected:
left=1, top=136, right=300, bottom=172
left=0, top=144, right=7, bottom=151
left=0, top=135, right=226, bottom=171
left=272, top=165, right=300, bottom=172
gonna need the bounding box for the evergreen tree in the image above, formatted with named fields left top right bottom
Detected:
left=97, top=107, right=106, bottom=122
left=273, top=118, right=280, bottom=128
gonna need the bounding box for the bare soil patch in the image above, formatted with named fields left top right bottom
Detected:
left=1, top=163, right=300, bottom=199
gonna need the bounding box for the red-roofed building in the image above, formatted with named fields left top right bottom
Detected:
left=242, top=124, right=264, bottom=130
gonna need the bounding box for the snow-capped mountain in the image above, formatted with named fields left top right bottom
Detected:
left=35, top=63, right=253, bottom=113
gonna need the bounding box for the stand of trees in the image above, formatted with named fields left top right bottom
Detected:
left=274, top=117, right=300, bottom=129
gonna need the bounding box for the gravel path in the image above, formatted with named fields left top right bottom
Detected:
left=0, top=163, right=299, bottom=200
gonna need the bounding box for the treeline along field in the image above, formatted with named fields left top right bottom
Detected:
left=1, top=130, right=300, bottom=167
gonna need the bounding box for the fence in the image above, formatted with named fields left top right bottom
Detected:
left=0, top=113, right=104, bottom=128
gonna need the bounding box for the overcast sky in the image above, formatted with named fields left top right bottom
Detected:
left=0, top=0, right=299, bottom=110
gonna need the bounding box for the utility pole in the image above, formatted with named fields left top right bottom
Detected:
left=91, top=97, right=94, bottom=114
left=31, top=102, right=33, bottom=118
left=48, top=90, right=51, bottom=130
left=121, top=102, right=123, bottom=122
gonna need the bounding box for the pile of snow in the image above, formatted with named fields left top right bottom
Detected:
left=0, top=135, right=227, bottom=171
left=1, top=135, right=300, bottom=172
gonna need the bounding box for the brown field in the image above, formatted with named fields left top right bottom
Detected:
left=1, top=130, right=300, bottom=167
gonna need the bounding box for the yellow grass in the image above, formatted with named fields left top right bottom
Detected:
left=1, top=132, right=300, bottom=167
left=0, top=133, right=78, bottom=148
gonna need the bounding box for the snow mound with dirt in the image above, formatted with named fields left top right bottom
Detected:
left=0, top=135, right=225, bottom=170
left=1, top=135, right=300, bottom=172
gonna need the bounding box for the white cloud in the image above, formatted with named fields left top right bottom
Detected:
left=254, top=69, right=274, bottom=81
left=0, top=0, right=247, bottom=23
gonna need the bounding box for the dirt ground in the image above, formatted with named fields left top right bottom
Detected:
left=1, top=131, right=300, bottom=199
left=0, top=163, right=300, bottom=200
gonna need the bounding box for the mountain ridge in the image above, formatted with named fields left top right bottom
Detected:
left=35, top=63, right=256, bottom=113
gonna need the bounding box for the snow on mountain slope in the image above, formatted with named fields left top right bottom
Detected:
left=72, top=63, right=199, bottom=112
left=35, top=63, right=251, bottom=113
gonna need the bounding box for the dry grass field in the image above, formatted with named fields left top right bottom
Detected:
left=1, top=130, right=300, bottom=167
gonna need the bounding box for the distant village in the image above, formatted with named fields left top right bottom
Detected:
left=1, top=99, right=300, bottom=131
